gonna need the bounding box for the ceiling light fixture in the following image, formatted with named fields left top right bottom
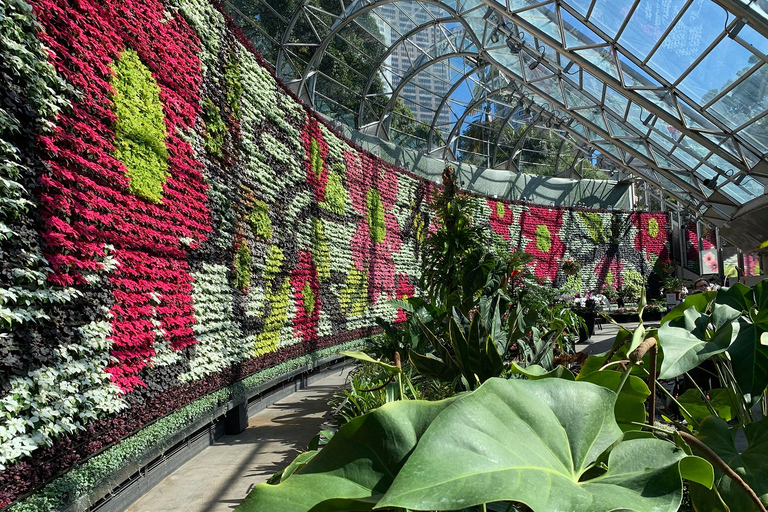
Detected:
left=528, top=45, right=546, bottom=70
left=702, top=176, right=718, bottom=189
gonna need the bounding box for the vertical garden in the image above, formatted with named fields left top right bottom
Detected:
left=0, top=0, right=669, bottom=508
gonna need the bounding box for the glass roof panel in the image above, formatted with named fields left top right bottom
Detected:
left=618, top=0, right=689, bottom=62
left=581, top=70, right=604, bottom=103
left=648, top=129, right=675, bottom=152
left=678, top=36, right=755, bottom=104
left=559, top=8, right=603, bottom=49
left=608, top=117, right=631, bottom=137
left=615, top=52, right=663, bottom=88
left=580, top=108, right=608, bottom=132
left=735, top=23, right=768, bottom=57
left=604, top=86, right=629, bottom=115
left=517, top=7, right=564, bottom=44
left=565, top=0, right=592, bottom=17
left=671, top=145, right=700, bottom=168
left=635, top=89, right=679, bottom=118
left=588, top=0, right=634, bottom=38
left=646, top=0, right=725, bottom=83
left=710, top=65, right=768, bottom=129
left=533, top=75, right=565, bottom=104
left=739, top=119, right=768, bottom=153
left=573, top=47, right=620, bottom=79
left=563, top=81, right=596, bottom=108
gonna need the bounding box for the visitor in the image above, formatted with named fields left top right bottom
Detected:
left=692, top=277, right=711, bottom=292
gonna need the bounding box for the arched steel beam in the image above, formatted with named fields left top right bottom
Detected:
left=357, top=18, right=474, bottom=129
left=295, top=0, right=483, bottom=108
left=375, top=51, right=480, bottom=137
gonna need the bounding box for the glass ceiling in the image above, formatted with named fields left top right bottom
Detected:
left=223, top=0, right=768, bottom=250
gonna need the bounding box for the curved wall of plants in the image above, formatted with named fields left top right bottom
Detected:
left=0, top=0, right=670, bottom=507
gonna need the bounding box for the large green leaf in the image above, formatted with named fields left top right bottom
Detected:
left=507, top=362, right=575, bottom=381
left=753, top=281, right=768, bottom=325
left=676, top=388, right=736, bottom=425
left=378, top=379, right=705, bottom=512
left=726, top=319, right=768, bottom=399
left=238, top=398, right=456, bottom=512
left=693, top=416, right=768, bottom=512
left=580, top=371, right=650, bottom=431
left=657, top=308, right=734, bottom=379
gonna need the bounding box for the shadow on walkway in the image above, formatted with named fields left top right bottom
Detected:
left=125, top=369, right=351, bottom=512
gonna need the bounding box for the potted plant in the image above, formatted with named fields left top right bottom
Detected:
left=658, top=258, right=677, bottom=275
left=561, top=259, right=581, bottom=276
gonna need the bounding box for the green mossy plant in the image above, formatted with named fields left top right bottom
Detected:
left=110, top=49, right=169, bottom=203
left=580, top=211, right=608, bottom=243
left=202, top=97, right=226, bottom=156
left=234, top=241, right=252, bottom=291
left=366, top=189, right=385, bottom=243
left=249, top=200, right=272, bottom=240
left=309, top=138, right=323, bottom=177
left=321, top=169, right=347, bottom=214
left=535, top=224, right=551, bottom=252
left=224, top=52, right=242, bottom=120
left=301, top=281, right=315, bottom=316
left=341, top=267, right=368, bottom=316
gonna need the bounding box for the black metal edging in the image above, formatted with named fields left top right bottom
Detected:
left=63, top=355, right=351, bottom=512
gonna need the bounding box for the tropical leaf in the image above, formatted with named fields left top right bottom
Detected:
left=657, top=308, right=734, bottom=379
left=692, top=416, right=768, bottom=512
left=379, top=379, right=708, bottom=512
left=240, top=379, right=710, bottom=512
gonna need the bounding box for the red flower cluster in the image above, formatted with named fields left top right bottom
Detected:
left=346, top=150, right=402, bottom=303
left=487, top=199, right=514, bottom=240
left=631, top=212, right=668, bottom=261
left=290, top=251, right=321, bottom=342
left=32, top=0, right=211, bottom=391
left=519, top=206, right=566, bottom=281
left=302, top=116, right=330, bottom=202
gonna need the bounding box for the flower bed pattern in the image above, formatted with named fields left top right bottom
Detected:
left=0, top=0, right=670, bottom=507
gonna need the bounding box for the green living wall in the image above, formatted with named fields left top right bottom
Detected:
left=0, top=0, right=670, bottom=508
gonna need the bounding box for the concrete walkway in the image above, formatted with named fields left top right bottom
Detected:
left=125, top=366, right=351, bottom=512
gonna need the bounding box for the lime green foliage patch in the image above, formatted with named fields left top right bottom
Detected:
left=257, top=277, right=290, bottom=356
left=256, top=245, right=289, bottom=356
left=310, top=138, right=323, bottom=177
left=302, top=281, right=315, bottom=316
left=622, top=269, right=644, bottom=296
left=341, top=267, right=368, bottom=316
left=249, top=200, right=272, bottom=240
left=495, top=201, right=504, bottom=218
left=312, top=218, right=330, bottom=281
left=321, top=170, right=347, bottom=214
left=224, top=53, right=242, bottom=120
left=579, top=212, right=607, bottom=243
left=234, top=242, right=252, bottom=291
left=110, top=49, right=169, bottom=203
left=648, top=217, right=659, bottom=238
left=366, top=189, right=386, bottom=243
left=264, top=245, right=285, bottom=283
left=202, top=97, right=226, bottom=156
left=535, top=224, right=551, bottom=252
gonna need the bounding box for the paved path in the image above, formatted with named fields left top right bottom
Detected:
left=125, top=367, right=351, bottom=512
